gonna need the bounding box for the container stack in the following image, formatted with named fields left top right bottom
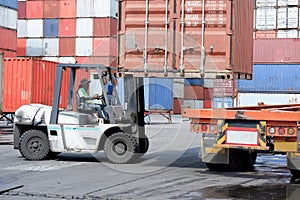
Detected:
left=0, top=0, right=18, bottom=57
left=254, top=0, right=300, bottom=39
left=17, top=0, right=117, bottom=65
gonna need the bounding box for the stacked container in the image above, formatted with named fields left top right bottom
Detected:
left=0, top=0, right=18, bottom=57
left=254, top=0, right=300, bottom=39
left=17, top=0, right=118, bottom=66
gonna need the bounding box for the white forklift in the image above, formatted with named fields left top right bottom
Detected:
left=13, top=64, right=149, bottom=164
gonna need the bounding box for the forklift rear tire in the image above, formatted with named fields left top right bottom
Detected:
left=104, top=132, right=138, bottom=164
left=19, top=129, right=50, bottom=161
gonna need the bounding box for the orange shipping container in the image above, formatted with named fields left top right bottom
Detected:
left=26, top=0, right=43, bottom=19
left=59, top=0, right=76, bottom=18
left=184, top=85, right=205, bottom=100
left=59, top=19, right=76, bottom=37
left=44, top=0, right=59, bottom=18
left=93, top=18, right=118, bottom=37
left=118, top=0, right=254, bottom=79
left=93, top=37, right=117, bottom=57
left=59, top=38, right=76, bottom=56
left=0, top=57, right=68, bottom=113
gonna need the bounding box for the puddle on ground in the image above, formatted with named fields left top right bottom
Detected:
left=196, top=184, right=300, bottom=200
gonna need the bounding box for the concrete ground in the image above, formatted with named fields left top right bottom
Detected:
left=0, top=115, right=299, bottom=199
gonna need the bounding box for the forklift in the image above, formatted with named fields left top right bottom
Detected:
left=13, top=64, right=149, bottom=164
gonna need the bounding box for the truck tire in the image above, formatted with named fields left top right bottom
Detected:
left=135, top=137, right=150, bottom=158
left=19, top=129, right=50, bottom=161
left=104, top=132, right=138, bottom=164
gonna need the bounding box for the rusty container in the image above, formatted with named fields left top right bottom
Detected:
left=118, top=0, right=254, bottom=79
left=0, top=57, right=68, bottom=113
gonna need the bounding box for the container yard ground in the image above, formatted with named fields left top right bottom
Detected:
left=0, top=114, right=299, bottom=200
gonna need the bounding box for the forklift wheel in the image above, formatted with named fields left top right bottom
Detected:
left=19, top=130, right=50, bottom=161
left=104, top=132, right=138, bottom=164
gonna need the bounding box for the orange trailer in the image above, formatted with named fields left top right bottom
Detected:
left=183, top=104, right=300, bottom=175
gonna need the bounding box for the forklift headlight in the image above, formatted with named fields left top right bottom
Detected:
left=278, top=127, right=285, bottom=135
left=288, top=128, right=295, bottom=135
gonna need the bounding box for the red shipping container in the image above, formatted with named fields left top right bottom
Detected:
left=59, top=19, right=76, bottom=37
left=173, top=98, right=183, bottom=114
left=59, top=38, right=76, bottom=56
left=59, top=0, right=76, bottom=18
left=0, top=50, right=16, bottom=58
left=1, top=58, right=68, bottom=113
left=213, top=79, right=236, bottom=97
left=93, top=38, right=117, bottom=57
left=17, top=38, right=26, bottom=56
left=253, top=39, right=300, bottom=64
left=204, top=88, right=213, bottom=100
left=26, top=1, right=43, bottom=19
left=93, top=18, right=117, bottom=37
left=76, top=56, right=117, bottom=67
left=203, top=100, right=212, bottom=109
left=44, top=0, right=59, bottom=18
left=0, top=28, right=17, bottom=51
left=18, top=1, right=26, bottom=19
left=184, top=85, right=205, bottom=100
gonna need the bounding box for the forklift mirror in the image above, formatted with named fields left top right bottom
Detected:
left=93, top=74, right=99, bottom=79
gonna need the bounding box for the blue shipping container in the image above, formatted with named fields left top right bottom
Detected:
left=184, top=78, right=204, bottom=86
left=43, top=19, right=58, bottom=38
left=213, top=97, right=233, bottom=108
left=144, top=78, right=173, bottom=111
left=238, top=64, right=300, bottom=93
left=0, top=0, right=18, bottom=10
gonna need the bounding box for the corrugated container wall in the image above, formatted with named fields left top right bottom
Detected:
left=0, top=58, right=68, bottom=113
left=253, top=39, right=300, bottom=63
left=118, top=0, right=254, bottom=79
left=0, top=0, right=17, bottom=57
left=144, top=78, right=173, bottom=111
left=17, top=0, right=118, bottom=65
left=237, top=64, right=300, bottom=93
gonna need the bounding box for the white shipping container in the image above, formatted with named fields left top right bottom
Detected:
left=288, top=7, right=298, bottom=28
left=43, top=38, right=59, bottom=56
left=277, top=30, right=298, bottom=38
left=277, top=7, right=287, bottom=29
left=17, top=20, right=26, bottom=38
left=256, top=0, right=276, bottom=7
left=255, top=8, right=276, bottom=30
left=94, top=0, right=118, bottom=18
left=183, top=100, right=203, bottom=109
left=42, top=57, right=59, bottom=62
left=58, top=57, right=77, bottom=63
left=236, top=93, right=300, bottom=107
left=76, top=0, right=94, bottom=17
left=76, top=18, right=93, bottom=37
left=26, top=38, right=43, bottom=56
left=27, top=19, right=43, bottom=38
left=0, top=6, right=17, bottom=30
left=76, top=38, right=92, bottom=56
left=287, top=0, right=298, bottom=6
left=173, top=79, right=184, bottom=98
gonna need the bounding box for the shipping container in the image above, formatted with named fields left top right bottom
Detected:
left=59, top=18, right=76, bottom=37
left=0, top=28, right=17, bottom=51
left=184, top=78, right=204, bottom=86
left=213, top=79, right=235, bottom=97
left=17, top=38, right=26, bottom=56
left=173, top=79, right=184, bottom=98
left=0, top=50, right=16, bottom=58
left=93, top=37, right=117, bottom=57
left=27, top=19, right=43, bottom=38
left=0, top=58, right=68, bottom=113
left=76, top=0, right=94, bottom=18
left=144, top=78, right=173, bottom=111
left=76, top=18, right=93, bottom=37
left=94, top=0, right=118, bottom=18
left=183, top=99, right=203, bottom=109
left=0, top=6, right=17, bottom=30
left=59, top=0, right=76, bottom=18
left=213, top=97, right=233, bottom=108
left=43, top=38, right=59, bottom=56
left=44, top=0, right=59, bottom=18
left=255, top=31, right=276, bottom=39
left=277, top=30, right=298, bottom=38
left=204, top=88, right=213, bottom=100
left=255, top=7, right=276, bottom=30
left=238, top=64, right=300, bottom=93
left=93, top=17, right=117, bottom=37
left=118, top=0, right=254, bottom=79
left=58, top=57, right=76, bottom=64
left=18, top=1, right=26, bottom=19
left=59, top=38, right=76, bottom=56
left=256, top=0, right=276, bottom=7
left=26, top=38, right=43, bottom=56
left=184, top=85, right=204, bottom=100
left=75, top=56, right=117, bottom=66
left=17, top=20, right=26, bottom=38
left=75, top=38, right=93, bottom=56
left=0, top=0, right=18, bottom=10
left=236, top=93, right=300, bottom=107
left=203, top=99, right=212, bottom=108
left=253, top=39, right=300, bottom=63
left=26, top=0, right=43, bottom=19
left=173, top=97, right=183, bottom=114
left=43, top=19, right=59, bottom=38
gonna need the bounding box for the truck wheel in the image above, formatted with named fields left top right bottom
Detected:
left=19, top=130, right=50, bottom=161
left=104, top=132, right=138, bottom=164
left=135, top=137, right=150, bottom=158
